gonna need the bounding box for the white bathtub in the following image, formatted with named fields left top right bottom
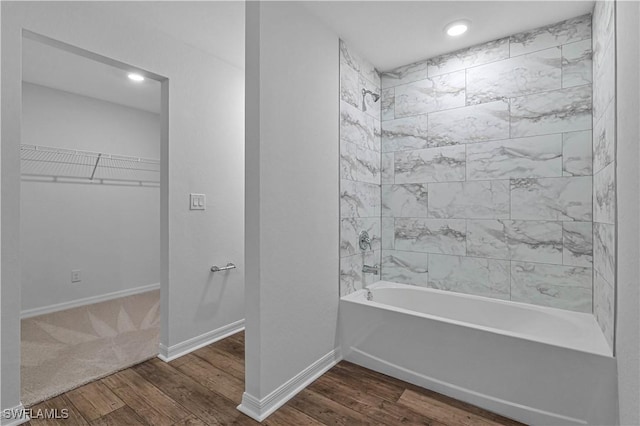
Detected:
left=339, top=282, right=618, bottom=426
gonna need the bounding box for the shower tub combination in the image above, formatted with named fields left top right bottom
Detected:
left=339, top=282, right=617, bottom=426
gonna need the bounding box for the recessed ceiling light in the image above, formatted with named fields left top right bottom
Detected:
left=128, top=73, right=145, bottom=82
left=445, top=20, right=471, bottom=37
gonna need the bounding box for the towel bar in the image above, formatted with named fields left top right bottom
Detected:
left=211, top=262, right=236, bottom=272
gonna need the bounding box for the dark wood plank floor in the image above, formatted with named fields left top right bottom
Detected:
left=25, top=331, right=524, bottom=425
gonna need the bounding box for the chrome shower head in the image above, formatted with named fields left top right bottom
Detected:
left=361, top=89, right=380, bottom=112
left=362, top=88, right=380, bottom=102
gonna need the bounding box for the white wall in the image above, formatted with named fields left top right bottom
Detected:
left=2, top=2, right=244, bottom=412
left=243, top=1, right=340, bottom=418
left=614, top=2, right=640, bottom=424
left=21, top=83, right=160, bottom=312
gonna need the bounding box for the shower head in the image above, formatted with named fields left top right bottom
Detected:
left=362, top=88, right=380, bottom=103
left=361, top=89, right=380, bottom=112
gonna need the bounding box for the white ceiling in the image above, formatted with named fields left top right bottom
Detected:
left=21, top=1, right=246, bottom=115
left=22, top=37, right=162, bottom=113
left=91, top=1, right=246, bottom=71
left=22, top=1, right=596, bottom=111
left=304, top=1, right=595, bottom=71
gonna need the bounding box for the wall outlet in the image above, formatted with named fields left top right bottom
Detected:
left=190, top=193, right=206, bottom=210
left=71, top=269, right=82, bottom=283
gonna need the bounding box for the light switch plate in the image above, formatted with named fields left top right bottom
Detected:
left=190, top=193, right=206, bottom=210
left=71, top=269, right=81, bottom=283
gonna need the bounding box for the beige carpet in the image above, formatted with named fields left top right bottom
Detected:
left=21, top=290, right=160, bottom=407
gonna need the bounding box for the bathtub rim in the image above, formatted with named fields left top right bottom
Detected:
left=342, top=281, right=613, bottom=358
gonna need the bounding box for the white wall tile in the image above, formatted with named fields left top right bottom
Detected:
left=511, top=262, right=593, bottom=312
left=394, top=145, right=466, bottom=184
left=511, top=176, right=592, bottom=221
left=466, top=47, right=562, bottom=104
left=428, top=180, right=510, bottom=219
left=428, top=254, right=510, bottom=300
left=467, top=134, right=563, bottom=180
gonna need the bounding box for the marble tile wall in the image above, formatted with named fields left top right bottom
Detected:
left=379, top=15, right=596, bottom=313
left=340, top=41, right=382, bottom=296
left=592, top=1, right=616, bottom=349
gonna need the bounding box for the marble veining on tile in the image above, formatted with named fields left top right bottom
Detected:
left=382, top=184, right=428, bottom=218
left=511, top=261, right=593, bottom=313
left=428, top=254, right=510, bottom=300
left=593, top=222, right=615, bottom=285
left=562, top=222, right=593, bottom=267
left=594, top=163, right=615, bottom=224
left=341, top=217, right=381, bottom=257
left=511, top=176, right=592, bottom=221
left=594, top=270, right=614, bottom=348
left=510, top=85, right=592, bottom=138
left=382, top=217, right=395, bottom=250
left=562, top=39, right=593, bottom=88
left=395, top=218, right=466, bottom=255
left=381, top=59, right=430, bottom=88
left=593, top=2, right=614, bottom=67
left=382, top=115, right=430, bottom=153
left=340, top=141, right=358, bottom=181
left=356, top=146, right=380, bottom=184
left=340, top=40, right=380, bottom=88
left=340, top=61, right=361, bottom=109
left=340, top=251, right=380, bottom=296
left=381, top=88, right=395, bottom=121
left=466, top=134, right=562, bottom=180
left=466, top=219, right=509, bottom=260
left=394, top=71, right=465, bottom=117
left=382, top=250, right=428, bottom=286
left=593, top=34, right=615, bottom=121
left=509, top=14, right=592, bottom=57
left=340, top=100, right=379, bottom=151
left=563, top=130, right=593, bottom=176
left=428, top=100, right=510, bottom=145
left=466, top=47, right=562, bottom=105
left=427, top=38, right=510, bottom=77
left=505, top=220, right=563, bottom=264
left=394, top=145, right=466, bottom=184
left=381, top=152, right=394, bottom=184
left=340, top=179, right=381, bottom=218
left=593, top=101, right=615, bottom=173
left=427, top=180, right=509, bottom=219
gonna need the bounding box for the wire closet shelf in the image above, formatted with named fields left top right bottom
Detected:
left=20, top=144, right=160, bottom=186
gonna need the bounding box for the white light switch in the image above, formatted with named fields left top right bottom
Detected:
left=190, top=193, right=206, bottom=210
left=71, top=269, right=82, bottom=283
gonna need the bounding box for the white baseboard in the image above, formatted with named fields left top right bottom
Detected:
left=157, top=319, right=245, bottom=362
left=1, top=403, right=29, bottom=426
left=237, top=348, right=342, bottom=422
left=21, top=283, right=161, bottom=319
left=346, top=348, right=587, bottom=426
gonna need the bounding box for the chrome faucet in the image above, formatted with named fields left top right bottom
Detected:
left=362, top=264, right=379, bottom=275
left=359, top=230, right=372, bottom=251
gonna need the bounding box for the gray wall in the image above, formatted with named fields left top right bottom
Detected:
left=614, top=1, right=640, bottom=423
left=376, top=15, right=595, bottom=313
left=244, top=0, right=340, bottom=406
left=2, top=1, right=245, bottom=411
left=339, top=41, right=382, bottom=296
left=592, top=0, right=617, bottom=350
left=21, top=83, right=160, bottom=312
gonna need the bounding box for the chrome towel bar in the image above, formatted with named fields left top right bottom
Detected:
left=211, top=262, right=236, bottom=273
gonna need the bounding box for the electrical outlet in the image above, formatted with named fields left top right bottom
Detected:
left=71, top=269, right=81, bottom=283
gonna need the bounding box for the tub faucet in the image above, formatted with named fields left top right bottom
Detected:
left=362, top=264, right=379, bottom=275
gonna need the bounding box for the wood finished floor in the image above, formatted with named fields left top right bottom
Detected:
left=25, top=331, right=525, bottom=426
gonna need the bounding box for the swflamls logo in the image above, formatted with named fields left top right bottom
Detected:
left=2, top=407, right=69, bottom=420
